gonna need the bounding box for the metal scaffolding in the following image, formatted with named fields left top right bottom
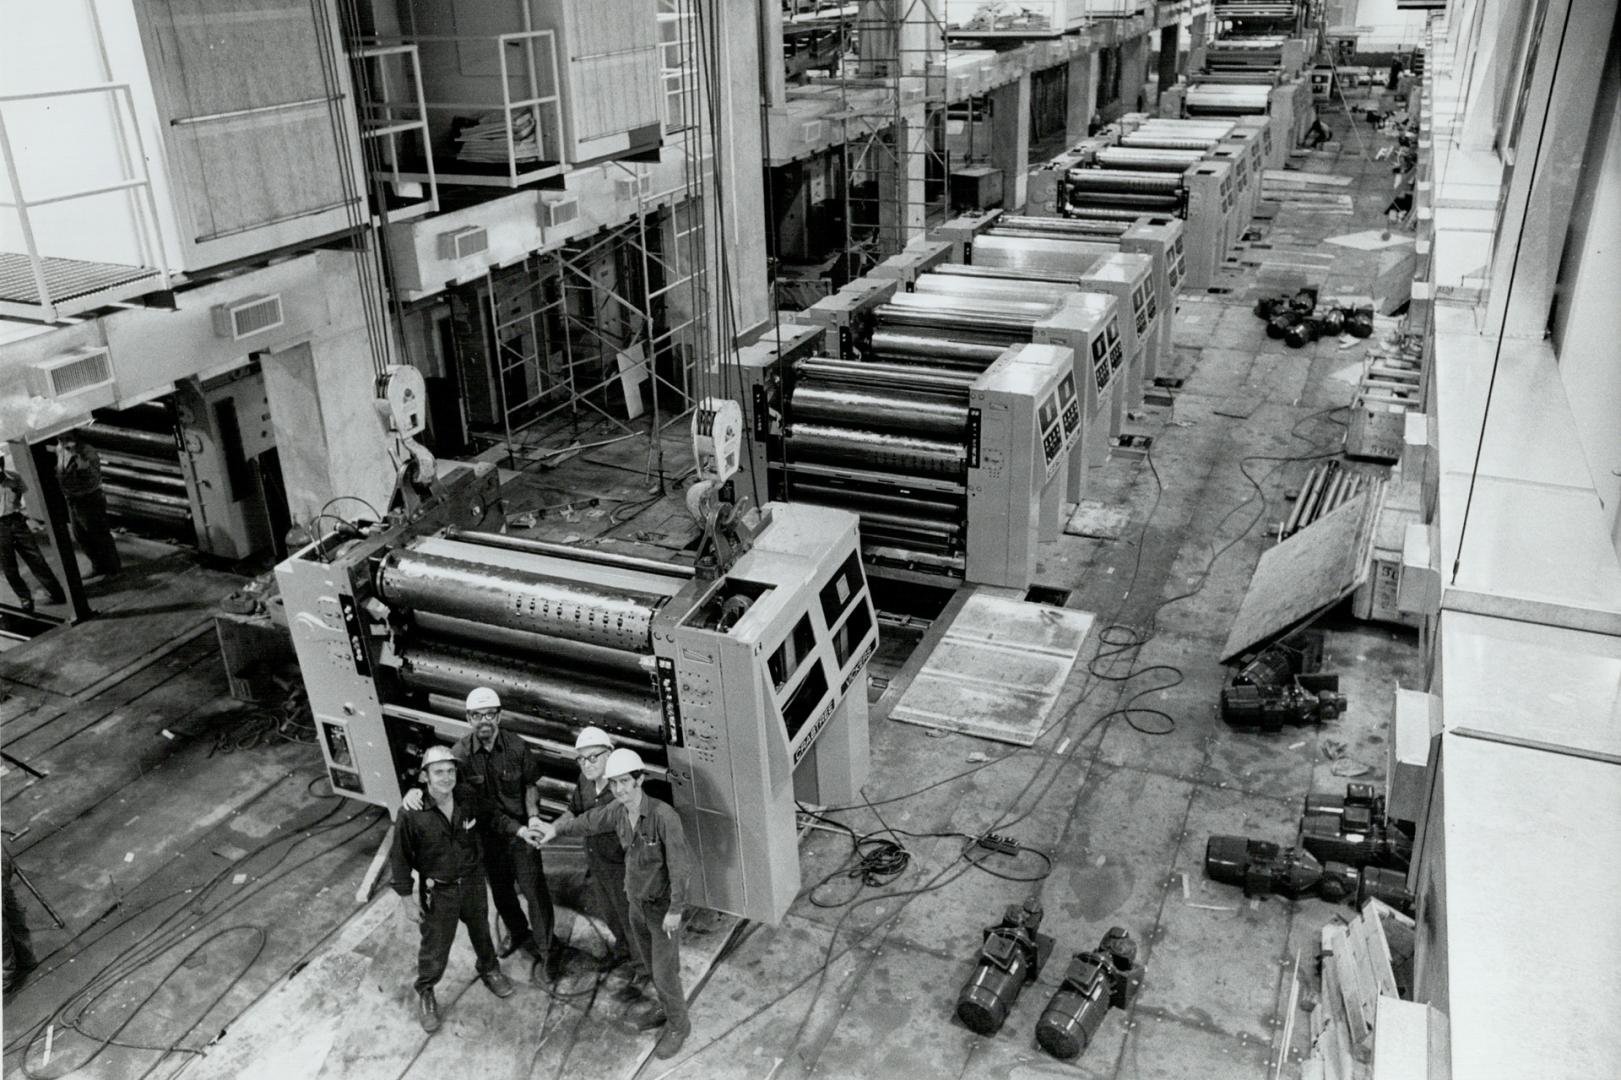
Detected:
left=839, top=0, right=951, bottom=274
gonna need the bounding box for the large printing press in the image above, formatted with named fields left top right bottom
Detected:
left=735, top=316, right=1078, bottom=589
left=276, top=431, right=879, bottom=925
left=731, top=212, right=1188, bottom=590
left=1022, top=115, right=1263, bottom=290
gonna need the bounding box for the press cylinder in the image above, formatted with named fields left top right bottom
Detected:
left=786, top=423, right=966, bottom=478
left=1094, top=147, right=1206, bottom=171
left=809, top=349, right=988, bottom=386
left=790, top=384, right=968, bottom=439
left=378, top=547, right=663, bottom=653
left=401, top=641, right=662, bottom=739
left=1064, top=169, right=1183, bottom=194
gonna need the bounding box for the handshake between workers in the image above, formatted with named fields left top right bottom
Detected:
left=517, top=820, right=558, bottom=849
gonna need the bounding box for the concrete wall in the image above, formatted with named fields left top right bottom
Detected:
left=1551, top=53, right=1621, bottom=551
left=0, top=0, right=366, bottom=274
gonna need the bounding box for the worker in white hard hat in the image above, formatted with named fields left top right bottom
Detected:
left=535, top=748, right=693, bottom=1060
left=389, top=744, right=515, bottom=1032
left=402, top=686, right=563, bottom=979
left=542, top=727, right=635, bottom=975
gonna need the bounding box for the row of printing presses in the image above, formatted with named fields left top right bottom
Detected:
left=1015, top=24, right=1314, bottom=290
left=733, top=207, right=1181, bottom=592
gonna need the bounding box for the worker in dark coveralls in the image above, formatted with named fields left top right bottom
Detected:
left=0, top=455, right=65, bottom=613
left=536, top=748, right=693, bottom=1059
left=3, top=841, right=38, bottom=994
left=390, top=744, right=514, bottom=1031
left=402, top=686, right=562, bottom=979
left=547, top=727, right=634, bottom=972
left=55, top=431, right=121, bottom=578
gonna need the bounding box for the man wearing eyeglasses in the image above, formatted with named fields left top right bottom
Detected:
left=554, top=728, right=635, bottom=975
left=403, top=686, right=562, bottom=979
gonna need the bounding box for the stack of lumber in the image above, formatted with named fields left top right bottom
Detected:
left=1302, top=899, right=1416, bottom=1080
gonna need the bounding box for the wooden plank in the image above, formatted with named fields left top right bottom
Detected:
left=1221, top=490, right=1379, bottom=662
left=2, top=564, right=242, bottom=698
left=1264, top=169, right=1356, bottom=188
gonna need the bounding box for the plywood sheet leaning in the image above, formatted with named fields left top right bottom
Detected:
left=1221, top=489, right=1379, bottom=663
left=890, top=592, right=1095, bottom=746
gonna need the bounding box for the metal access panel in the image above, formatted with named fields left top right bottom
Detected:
left=1181, top=160, right=1234, bottom=289
left=1120, top=216, right=1186, bottom=379
left=276, top=465, right=505, bottom=807
left=174, top=368, right=275, bottom=560
left=966, top=344, right=1071, bottom=588
left=800, top=277, right=898, bottom=358
left=1037, top=292, right=1121, bottom=490
left=660, top=503, right=874, bottom=924
left=731, top=322, right=823, bottom=509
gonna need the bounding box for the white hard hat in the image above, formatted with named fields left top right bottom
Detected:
left=574, top=727, right=615, bottom=753
left=420, top=745, right=458, bottom=770
left=465, top=686, right=501, bottom=711
left=603, top=748, right=645, bottom=780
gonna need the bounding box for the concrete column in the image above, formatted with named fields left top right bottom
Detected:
left=1486, top=0, right=1617, bottom=341
left=704, top=0, right=770, bottom=341
left=1189, top=13, right=1208, bottom=52
left=1158, top=25, right=1180, bottom=92
left=990, top=74, right=1032, bottom=210
left=260, top=253, right=396, bottom=527
left=877, top=104, right=930, bottom=247
left=761, top=0, right=786, bottom=109
left=1121, top=33, right=1149, bottom=113
left=1065, top=50, right=1096, bottom=143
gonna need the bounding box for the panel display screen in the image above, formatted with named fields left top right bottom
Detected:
left=781, top=661, right=830, bottom=742
left=768, top=614, right=817, bottom=694
left=831, top=601, right=873, bottom=670
left=1057, top=373, right=1080, bottom=436
left=819, top=550, right=865, bottom=627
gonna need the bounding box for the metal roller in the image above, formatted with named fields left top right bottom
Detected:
left=100, top=462, right=188, bottom=492
left=1185, top=85, right=1272, bottom=114
left=786, top=479, right=962, bottom=525
left=967, top=236, right=1113, bottom=275
left=1095, top=147, right=1207, bottom=171
left=803, top=353, right=983, bottom=388
left=849, top=337, right=998, bottom=374
left=1066, top=192, right=1183, bottom=210
left=787, top=423, right=966, bottom=478
left=411, top=611, right=655, bottom=683
left=913, top=270, right=1078, bottom=303
left=873, top=305, right=1038, bottom=342
left=400, top=640, right=663, bottom=739
left=1121, top=134, right=1221, bottom=152
left=104, top=486, right=190, bottom=512
left=791, top=384, right=969, bottom=439
left=882, top=290, right=1061, bottom=321
left=995, top=215, right=1130, bottom=237
left=1062, top=205, right=1157, bottom=222
left=1064, top=169, right=1184, bottom=195
left=379, top=547, right=663, bottom=653
left=417, top=695, right=666, bottom=764
left=105, top=491, right=190, bottom=521
left=82, top=422, right=180, bottom=459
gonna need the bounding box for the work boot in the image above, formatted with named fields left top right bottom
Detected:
left=417, top=988, right=441, bottom=1033
left=481, top=968, right=515, bottom=998
left=633, top=1004, right=668, bottom=1032
left=653, top=1025, right=689, bottom=1059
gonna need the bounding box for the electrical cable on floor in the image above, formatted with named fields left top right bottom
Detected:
left=4, top=780, right=382, bottom=1079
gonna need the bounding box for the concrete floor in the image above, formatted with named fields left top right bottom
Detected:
left=1, top=101, right=1421, bottom=1080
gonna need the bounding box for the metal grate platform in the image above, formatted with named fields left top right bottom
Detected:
left=0, top=252, right=163, bottom=319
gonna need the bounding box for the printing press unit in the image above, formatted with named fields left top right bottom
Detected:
left=1168, top=29, right=1316, bottom=169
left=733, top=318, right=1078, bottom=589
left=931, top=209, right=1183, bottom=391
left=803, top=261, right=1120, bottom=495
left=929, top=211, right=1162, bottom=418
left=1023, top=119, right=1243, bottom=290
left=276, top=460, right=879, bottom=925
